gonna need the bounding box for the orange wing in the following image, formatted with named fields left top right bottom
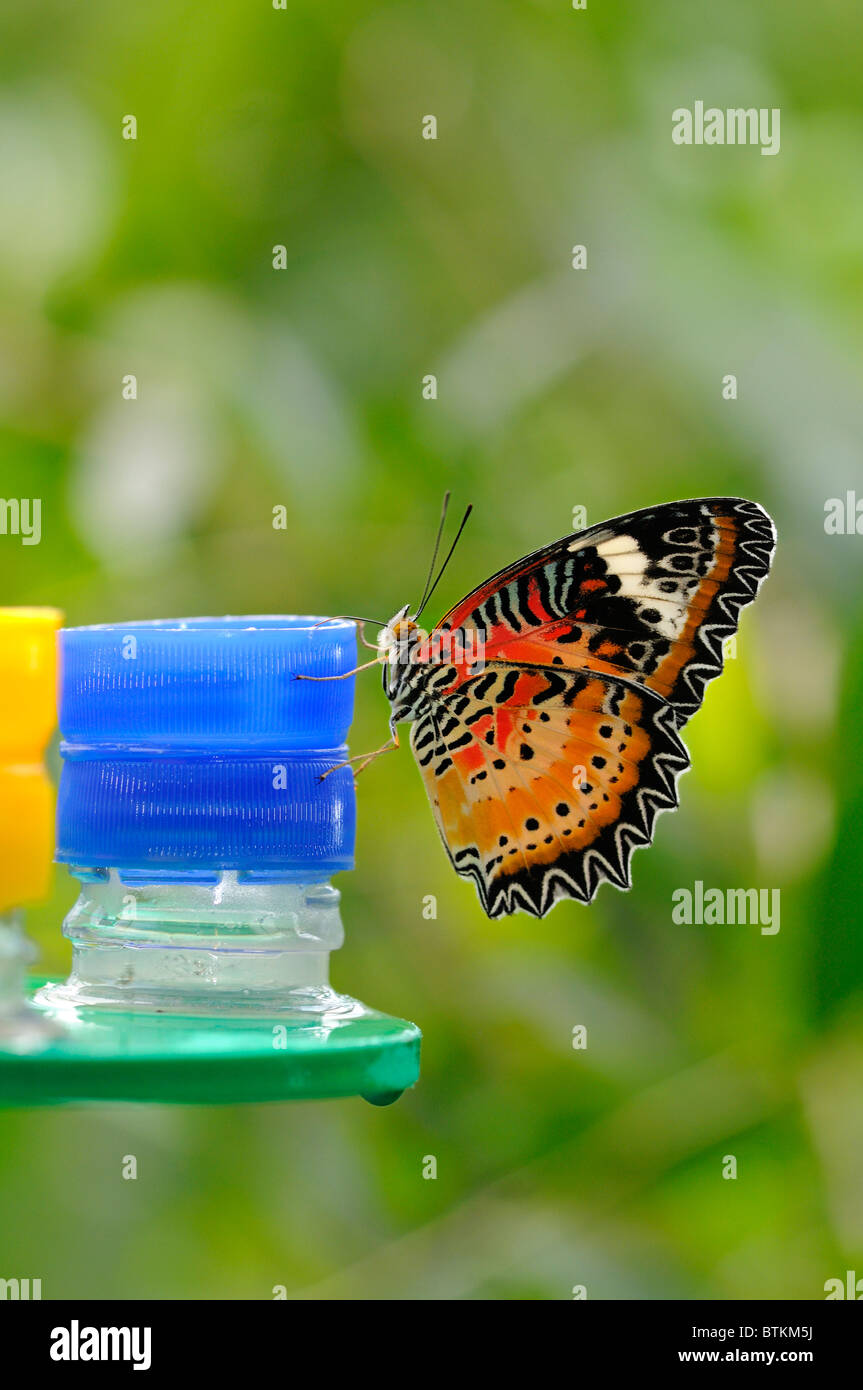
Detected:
left=410, top=662, right=689, bottom=918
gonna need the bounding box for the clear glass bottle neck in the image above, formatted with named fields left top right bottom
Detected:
left=41, top=870, right=351, bottom=1017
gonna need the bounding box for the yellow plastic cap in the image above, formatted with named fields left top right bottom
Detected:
left=0, top=607, right=63, bottom=759
left=0, top=607, right=63, bottom=910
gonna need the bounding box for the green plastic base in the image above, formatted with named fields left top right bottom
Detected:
left=0, top=978, right=421, bottom=1107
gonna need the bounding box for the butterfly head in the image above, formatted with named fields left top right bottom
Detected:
left=377, top=605, right=427, bottom=706
left=376, top=494, right=474, bottom=708
left=378, top=605, right=420, bottom=657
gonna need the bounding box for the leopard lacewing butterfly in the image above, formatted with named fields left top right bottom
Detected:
left=342, top=497, right=776, bottom=919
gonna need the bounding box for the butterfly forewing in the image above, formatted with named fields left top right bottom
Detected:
left=435, top=497, right=775, bottom=726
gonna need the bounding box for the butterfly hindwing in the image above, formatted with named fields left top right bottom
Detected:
left=435, top=497, right=775, bottom=726
left=411, top=661, right=690, bottom=918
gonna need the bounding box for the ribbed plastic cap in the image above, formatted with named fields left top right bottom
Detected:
left=56, top=750, right=355, bottom=876
left=57, top=617, right=358, bottom=875
left=59, top=616, right=357, bottom=749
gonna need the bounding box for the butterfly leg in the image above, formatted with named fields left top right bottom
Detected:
left=312, top=617, right=381, bottom=652
left=352, top=730, right=400, bottom=780
left=318, top=730, right=400, bottom=785
left=295, top=656, right=381, bottom=681
left=355, top=621, right=380, bottom=652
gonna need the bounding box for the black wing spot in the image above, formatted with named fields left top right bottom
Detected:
left=497, top=669, right=521, bottom=704
left=465, top=705, right=492, bottom=726
left=470, top=673, right=497, bottom=700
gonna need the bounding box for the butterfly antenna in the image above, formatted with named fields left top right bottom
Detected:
left=415, top=503, right=473, bottom=621
left=415, top=491, right=451, bottom=617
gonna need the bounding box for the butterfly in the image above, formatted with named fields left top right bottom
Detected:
left=313, top=497, right=776, bottom=919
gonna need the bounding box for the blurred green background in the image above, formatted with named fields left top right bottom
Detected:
left=1, top=0, right=862, bottom=1299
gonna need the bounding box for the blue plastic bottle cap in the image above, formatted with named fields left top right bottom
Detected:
left=59, top=616, right=357, bottom=749
left=56, top=750, right=356, bottom=876
left=57, top=617, right=358, bottom=876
